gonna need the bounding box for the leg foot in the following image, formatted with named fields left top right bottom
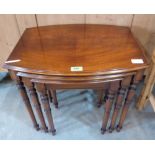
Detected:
left=116, top=125, right=122, bottom=132
left=97, top=102, right=102, bottom=108
left=108, top=127, right=113, bottom=133
left=35, top=124, right=40, bottom=131
left=101, top=128, right=106, bottom=134
left=55, top=104, right=58, bottom=109
left=51, top=129, right=56, bottom=136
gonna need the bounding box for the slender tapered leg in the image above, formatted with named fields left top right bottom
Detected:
left=116, top=70, right=144, bottom=132
left=48, top=90, right=53, bottom=103
left=103, top=90, right=108, bottom=103
left=51, top=90, right=58, bottom=108
left=97, top=89, right=104, bottom=107
left=36, top=84, right=56, bottom=135
left=16, top=79, right=39, bottom=131
left=108, top=76, right=132, bottom=133
left=25, top=82, right=48, bottom=132
left=101, top=81, right=120, bottom=134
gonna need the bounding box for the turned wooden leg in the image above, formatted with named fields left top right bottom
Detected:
left=101, top=81, right=120, bottom=134
left=51, top=90, right=58, bottom=108
left=26, top=82, right=48, bottom=132
left=97, top=89, right=104, bottom=108
left=103, top=90, right=108, bottom=103
left=116, top=70, right=144, bottom=132
left=48, top=90, right=53, bottom=103
left=16, top=79, right=39, bottom=131
left=108, top=76, right=132, bottom=133
left=36, top=84, right=56, bottom=135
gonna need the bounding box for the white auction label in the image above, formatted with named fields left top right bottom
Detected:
left=71, top=66, right=83, bottom=72
left=131, top=59, right=144, bottom=64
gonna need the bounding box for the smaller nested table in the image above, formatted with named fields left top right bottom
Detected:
left=3, top=24, right=149, bottom=135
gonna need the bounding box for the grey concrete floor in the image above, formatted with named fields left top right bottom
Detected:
left=0, top=75, right=155, bottom=140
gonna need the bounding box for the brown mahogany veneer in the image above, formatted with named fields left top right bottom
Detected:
left=97, top=89, right=105, bottom=107
left=35, top=83, right=56, bottom=135
left=50, top=90, right=58, bottom=108
left=116, top=70, right=144, bottom=132
left=23, top=79, right=48, bottom=132
left=48, top=90, right=53, bottom=103
left=3, top=24, right=149, bottom=135
left=4, top=24, right=148, bottom=76
left=101, top=81, right=120, bottom=134
left=9, top=71, right=40, bottom=131
left=109, top=75, right=132, bottom=132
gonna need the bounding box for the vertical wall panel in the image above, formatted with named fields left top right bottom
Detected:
left=36, top=14, right=85, bottom=26
left=86, top=14, right=133, bottom=27
left=15, top=14, right=37, bottom=35
left=146, top=33, right=155, bottom=56
left=131, top=14, right=155, bottom=55
left=0, top=15, right=20, bottom=71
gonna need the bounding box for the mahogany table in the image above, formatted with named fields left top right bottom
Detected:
left=3, top=24, right=149, bottom=135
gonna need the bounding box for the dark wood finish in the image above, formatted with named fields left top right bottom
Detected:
left=101, top=81, right=120, bottom=134
left=16, top=77, right=39, bottom=130
left=116, top=70, right=144, bottom=132
left=108, top=76, right=132, bottom=132
left=3, top=25, right=149, bottom=135
left=17, top=71, right=135, bottom=89
left=35, top=83, right=56, bottom=135
left=103, top=90, right=109, bottom=104
left=50, top=90, right=58, bottom=108
left=48, top=90, right=53, bottom=103
left=97, top=89, right=105, bottom=107
left=4, top=25, right=148, bottom=76
left=23, top=80, right=48, bottom=132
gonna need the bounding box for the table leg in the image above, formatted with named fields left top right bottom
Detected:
left=108, top=76, right=132, bottom=133
left=16, top=80, right=40, bottom=131
left=101, top=81, right=120, bottom=134
left=36, top=84, right=56, bottom=135
left=103, top=90, right=108, bottom=103
left=51, top=90, right=58, bottom=108
left=48, top=90, right=53, bottom=103
left=97, top=89, right=104, bottom=108
left=26, top=82, right=48, bottom=132
left=116, top=70, right=144, bottom=132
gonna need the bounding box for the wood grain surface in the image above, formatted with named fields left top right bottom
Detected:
left=3, top=24, right=148, bottom=76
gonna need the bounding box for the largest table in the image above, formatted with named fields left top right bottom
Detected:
left=3, top=24, right=149, bottom=135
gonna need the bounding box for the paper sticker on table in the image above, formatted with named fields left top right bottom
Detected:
left=71, top=66, right=83, bottom=72
left=131, top=59, right=144, bottom=64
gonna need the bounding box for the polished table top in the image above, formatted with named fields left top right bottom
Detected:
left=4, top=24, right=148, bottom=76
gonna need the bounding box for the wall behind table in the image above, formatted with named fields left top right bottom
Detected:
left=131, top=15, right=155, bottom=57
left=0, top=14, right=155, bottom=71
left=0, top=14, right=36, bottom=71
